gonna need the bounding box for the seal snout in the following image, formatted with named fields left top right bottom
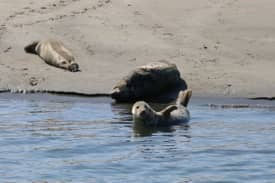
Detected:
left=139, top=109, right=150, bottom=119
left=68, top=63, right=79, bottom=72
left=140, top=110, right=146, bottom=117
left=110, top=88, right=120, bottom=99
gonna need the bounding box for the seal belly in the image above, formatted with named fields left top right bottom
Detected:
left=35, top=41, right=56, bottom=66
left=50, top=40, right=75, bottom=63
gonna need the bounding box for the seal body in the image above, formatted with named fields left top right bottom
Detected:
left=132, top=89, right=192, bottom=126
left=111, top=61, right=186, bottom=102
left=24, top=40, right=79, bottom=72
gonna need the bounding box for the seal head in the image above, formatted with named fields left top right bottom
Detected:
left=68, top=63, right=79, bottom=72
left=132, top=101, right=158, bottom=126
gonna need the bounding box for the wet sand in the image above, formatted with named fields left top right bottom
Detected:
left=1, top=0, right=275, bottom=98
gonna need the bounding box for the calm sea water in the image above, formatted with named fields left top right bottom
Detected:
left=0, top=94, right=275, bottom=183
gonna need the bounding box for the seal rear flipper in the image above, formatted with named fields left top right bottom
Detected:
left=24, top=41, right=39, bottom=54
left=176, top=89, right=192, bottom=107
left=160, top=105, right=178, bottom=118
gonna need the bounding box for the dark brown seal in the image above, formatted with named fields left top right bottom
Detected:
left=111, top=61, right=186, bottom=102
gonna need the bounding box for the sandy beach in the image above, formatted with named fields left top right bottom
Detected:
left=1, top=0, right=275, bottom=98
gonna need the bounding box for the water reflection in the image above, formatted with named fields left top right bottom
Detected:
left=133, top=122, right=176, bottom=137
left=111, top=102, right=132, bottom=122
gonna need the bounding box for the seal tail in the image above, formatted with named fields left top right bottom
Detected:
left=176, top=89, right=192, bottom=107
left=24, top=41, right=39, bottom=54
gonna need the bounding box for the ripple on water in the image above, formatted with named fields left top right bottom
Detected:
left=0, top=94, right=275, bottom=182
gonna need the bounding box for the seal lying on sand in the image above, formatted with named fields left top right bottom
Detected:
left=111, top=61, right=186, bottom=102
left=24, top=40, right=79, bottom=72
left=132, top=89, right=192, bottom=126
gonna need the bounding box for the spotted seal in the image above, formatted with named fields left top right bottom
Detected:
left=132, top=89, right=192, bottom=126
left=24, top=39, right=79, bottom=72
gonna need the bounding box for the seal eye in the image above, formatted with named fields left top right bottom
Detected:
left=136, top=106, right=139, bottom=109
left=61, top=61, right=67, bottom=65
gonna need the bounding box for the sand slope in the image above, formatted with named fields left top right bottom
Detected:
left=0, top=0, right=275, bottom=97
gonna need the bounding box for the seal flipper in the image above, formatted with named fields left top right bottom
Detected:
left=24, top=41, right=39, bottom=54
left=160, top=105, right=178, bottom=118
left=176, top=89, right=192, bottom=107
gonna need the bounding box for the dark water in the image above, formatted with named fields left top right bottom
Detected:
left=0, top=94, right=275, bottom=183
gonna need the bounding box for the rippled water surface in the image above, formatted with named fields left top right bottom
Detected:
left=0, top=94, right=275, bottom=183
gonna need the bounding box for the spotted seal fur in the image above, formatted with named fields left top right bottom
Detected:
left=132, top=89, right=192, bottom=126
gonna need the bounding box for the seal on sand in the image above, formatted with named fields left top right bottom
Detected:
left=131, top=89, right=192, bottom=126
left=111, top=61, right=186, bottom=102
left=24, top=40, right=79, bottom=72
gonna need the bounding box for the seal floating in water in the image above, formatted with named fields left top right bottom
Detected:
left=24, top=40, right=79, bottom=72
left=132, top=89, right=192, bottom=126
left=111, top=61, right=187, bottom=102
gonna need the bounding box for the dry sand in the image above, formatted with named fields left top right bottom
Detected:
left=0, top=0, right=275, bottom=98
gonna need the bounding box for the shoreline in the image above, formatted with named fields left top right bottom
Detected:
left=1, top=89, right=275, bottom=103
left=0, top=89, right=111, bottom=97
left=1, top=92, right=275, bottom=112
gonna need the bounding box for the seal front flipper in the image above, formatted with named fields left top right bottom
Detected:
left=24, top=41, right=39, bottom=54
left=176, top=89, right=192, bottom=107
left=160, top=105, right=177, bottom=118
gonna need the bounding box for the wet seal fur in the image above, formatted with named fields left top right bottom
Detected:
left=111, top=61, right=187, bottom=102
left=24, top=40, right=79, bottom=72
left=132, top=89, right=192, bottom=126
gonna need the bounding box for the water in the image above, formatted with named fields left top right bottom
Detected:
left=0, top=94, right=275, bottom=183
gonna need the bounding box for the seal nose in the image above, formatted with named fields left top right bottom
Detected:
left=68, top=63, right=79, bottom=72
left=140, top=110, right=146, bottom=117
